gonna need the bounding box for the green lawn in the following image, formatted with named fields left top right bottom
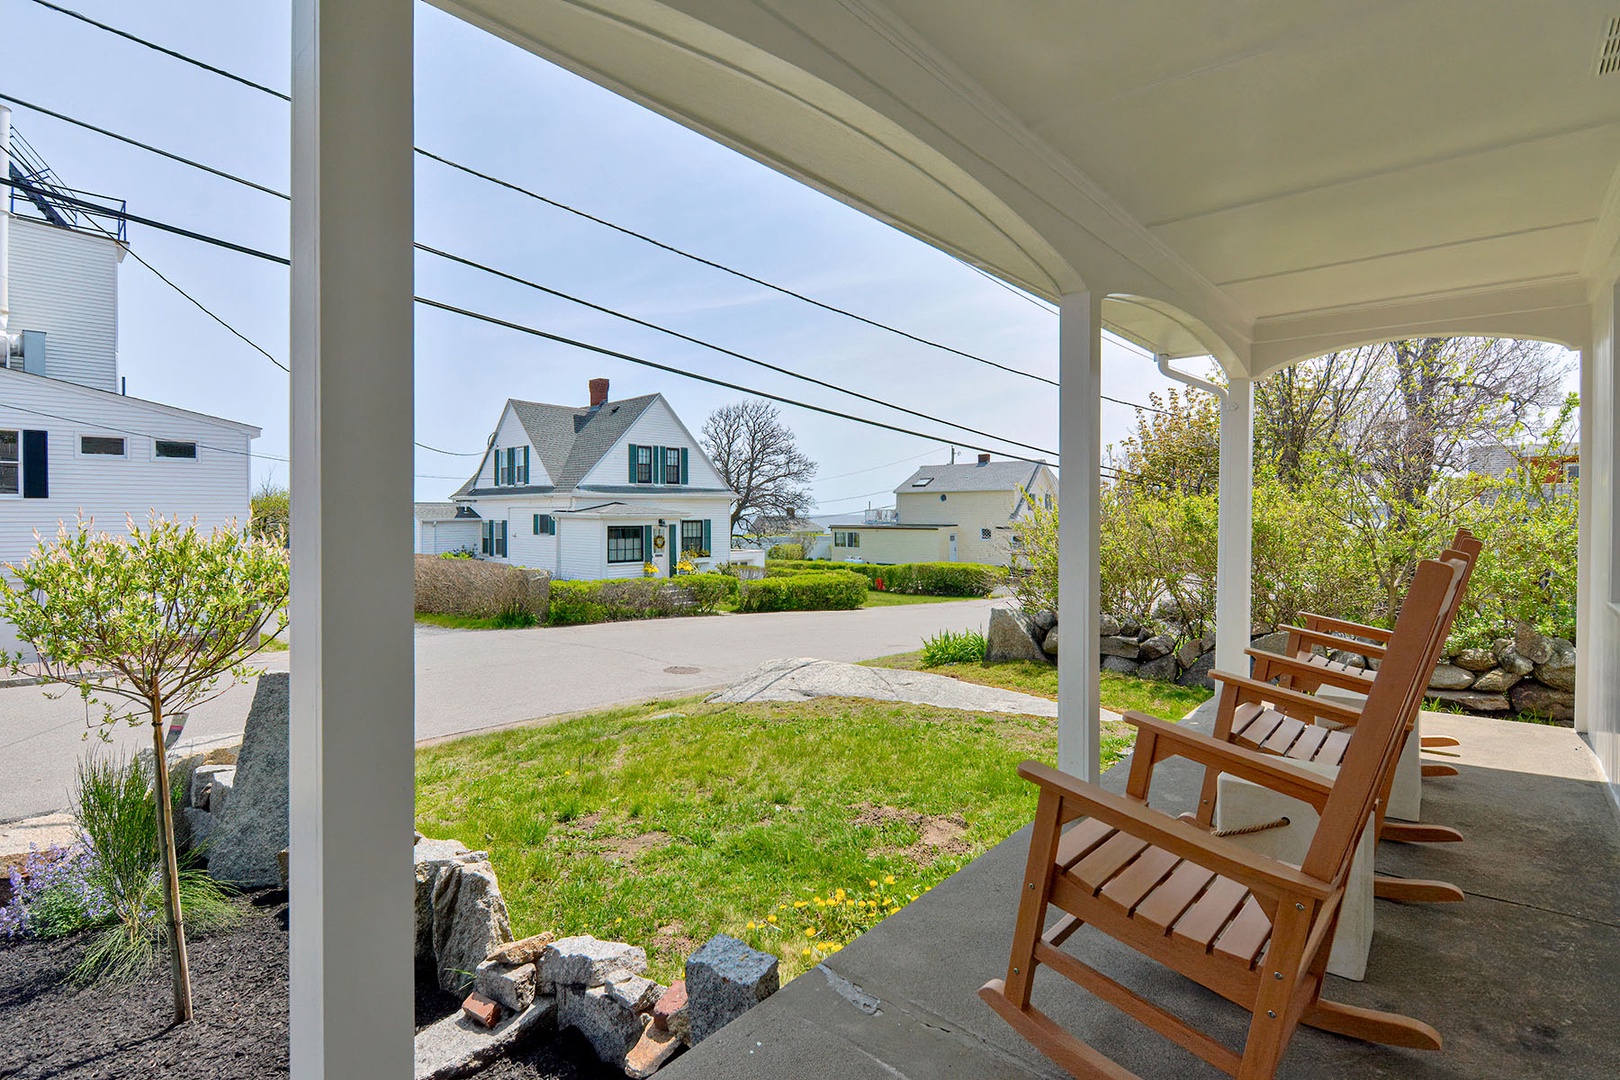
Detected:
left=415, top=696, right=1134, bottom=985
left=863, top=652, right=1213, bottom=719
left=859, top=591, right=984, bottom=608
left=415, top=612, right=528, bottom=631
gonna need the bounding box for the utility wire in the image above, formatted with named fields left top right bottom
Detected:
left=21, top=0, right=291, bottom=101
left=3, top=175, right=1054, bottom=463
left=0, top=95, right=1172, bottom=420
left=0, top=91, right=288, bottom=199
left=13, top=5, right=1064, bottom=387
left=123, top=245, right=288, bottom=372
left=416, top=244, right=1058, bottom=458
left=416, top=296, right=1057, bottom=467
left=816, top=449, right=938, bottom=482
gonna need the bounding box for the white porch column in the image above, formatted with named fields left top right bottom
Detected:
left=288, top=2, right=415, bottom=1077
left=1577, top=344, right=1594, bottom=735
left=1058, top=292, right=1102, bottom=779
left=1215, top=377, right=1254, bottom=674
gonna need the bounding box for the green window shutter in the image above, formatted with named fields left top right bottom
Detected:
left=629, top=443, right=639, bottom=483
left=653, top=445, right=664, bottom=485
left=508, top=448, right=516, bottom=485
left=702, top=519, right=711, bottom=554
left=680, top=448, right=689, bottom=485
left=522, top=445, right=530, bottom=485
left=492, top=449, right=500, bottom=486
left=534, top=513, right=540, bottom=535
left=642, top=525, right=652, bottom=562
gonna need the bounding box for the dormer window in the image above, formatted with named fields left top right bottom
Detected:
left=664, top=447, right=683, bottom=485
left=495, top=446, right=530, bottom=486
left=635, top=445, right=653, bottom=484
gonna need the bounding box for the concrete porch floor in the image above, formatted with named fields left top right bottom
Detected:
left=661, top=708, right=1620, bottom=1079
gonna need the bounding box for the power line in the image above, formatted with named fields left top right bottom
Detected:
left=416, top=244, right=1058, bottom=458
left=816, top=450, right=939, bottom=482
left=123, top=245, right=288, bottom=372
left=0, top=91, right=288, bottom=200
left=1, top=94, right=1179, bottom=426
left=22, top=0, right=291, bottom=102
left=14, top=5, right=1065, bottom=387
left=416, top=296, right=1057, bottom=466
left=3, top=175, right=1059, bottom=463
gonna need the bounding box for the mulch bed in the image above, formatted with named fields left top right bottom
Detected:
left=0, top=890, right=630, bottom=1080
left=0, top=889, right=291, bottom=1079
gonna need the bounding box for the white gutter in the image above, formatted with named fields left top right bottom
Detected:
left=1155, top=352, right=1225, bottom=402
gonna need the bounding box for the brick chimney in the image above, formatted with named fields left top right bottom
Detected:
left=977, top=453, right=991, bottom=465
left=589, top=378, right=610, bottom=408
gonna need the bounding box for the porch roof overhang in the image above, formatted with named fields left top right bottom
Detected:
left=432, top=0, right=1620, bottom=373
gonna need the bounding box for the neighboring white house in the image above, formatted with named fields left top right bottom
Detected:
left=435, top=378, right=737, bottom=579
left=0, top=126, right=259, bottom=653
left=413, top=502, right=482, bottom=556
left=828, top=454, right=1058, bottom=566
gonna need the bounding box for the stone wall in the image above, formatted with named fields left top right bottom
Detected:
left=988, top=607, right=1576, bottom=722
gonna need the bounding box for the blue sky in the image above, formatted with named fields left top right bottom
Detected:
left=5, top=2, right=1273, bottom=512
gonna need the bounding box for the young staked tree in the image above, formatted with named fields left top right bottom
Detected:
left=0, top=516, right=290, bottom=1022
left=701, top=399, right=818, bottom=530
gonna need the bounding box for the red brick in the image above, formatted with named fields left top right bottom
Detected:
left=461, top=991, right=501, bottom=1029
left=651, top=979, right=687, bottom=1031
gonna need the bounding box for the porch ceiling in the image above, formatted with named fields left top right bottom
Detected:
left=434, top=1, right=1620, bottom=369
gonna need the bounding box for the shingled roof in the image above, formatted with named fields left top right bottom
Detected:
left=454, top=394, right=660, bottom=497
left=894, top=459, right=1048, bottom=495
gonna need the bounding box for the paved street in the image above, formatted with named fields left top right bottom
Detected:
left=0, top=599, right=997, bottom=821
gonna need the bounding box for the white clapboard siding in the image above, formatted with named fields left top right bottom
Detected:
left=475, top=405, right=548, bottom=489
left=558, top=517, right=604, bottom=580
left=506, top=510, right=560, bottom=574
left=422, top=519, right=480, bottom=555
left=0, top=369, right=257, bottom=652
left=577, top=397, right=729, bottom=491
left=8, top=218, right=120, bottom=394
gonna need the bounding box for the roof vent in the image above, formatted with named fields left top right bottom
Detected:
left=1597, top=17, right=1620, bottom=75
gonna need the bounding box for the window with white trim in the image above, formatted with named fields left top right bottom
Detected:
left=155, top=439, right=198, bottom=460
left=80, top=435, right=126, bottom=457
left=481, top=520, right=507, bottom=557
left=664, top=447, right=682, bottom=485
left=834, top=530, right=860, bottom=548
left=607, top=526, right=644, bottom=564
left=635, top=446, right=653, bottom=484
left=533, top=513, right=555, bottom=536
left=0, top=430, right=18, bottom=496
left=680, top=520, right=705, bottom=553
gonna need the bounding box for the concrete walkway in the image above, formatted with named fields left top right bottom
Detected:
left=661, top=710, right=1620, bottom=1080
left=0, top=599, right=997, bottom=821
left=712, top=657, right=1062, bottom=716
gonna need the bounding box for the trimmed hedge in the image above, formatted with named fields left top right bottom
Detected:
left=415, top=555, right=550, bottom=620
left=766, top=542, right=806, bottom=560
left=736, top=569, right=867, bottom=613
left=764, top=559, right=1006, bottom=597
left=547, top=573, right=738, bottom=625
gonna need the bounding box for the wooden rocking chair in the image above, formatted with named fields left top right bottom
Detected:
left=1251, top=529, right=1482, bottom=783
left=981, top=557, right=1464, bottom=1080
left=1226, top=532, right=1482, bottom=856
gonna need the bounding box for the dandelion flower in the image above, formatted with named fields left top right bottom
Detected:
left=884, top=875, right=896, bottom=885
left=868, top=879, right=878, bottom=888
left=805, top=927, right=817, bottom=938
left=802, top=947, right=813, bottom=956
left=835, top=889, right=846, bottom=900
left=767, top=914, right=778, bottom=924
left=747, top=921, right=757, bottom=930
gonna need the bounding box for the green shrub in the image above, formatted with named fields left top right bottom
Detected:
left=736, top=570, right=868, bottom=612
left=919, top=628, right=988, bottom=667
left=546, top=574, right=738, bottom=625
left=767, top=542, right=806, bottom=560
left=869, top=562, right=1006, bottom=597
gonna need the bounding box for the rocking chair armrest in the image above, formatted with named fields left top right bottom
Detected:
left=1210, top=669, right=1366, bottom=726
left=1121, top=711, right=1334, bottom=811
left=1300, top=612, right=1393, bottom=644
left=1275, top=625, right=1387, bottom=660
left=1015, top=760, right=1333, bottom=902
left=1242, top=649, right=1376, bottom=700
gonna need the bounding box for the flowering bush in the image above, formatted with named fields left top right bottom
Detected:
left=737, top=876, right=929, bottom=965
left=0, top=842, right=111, bottom=942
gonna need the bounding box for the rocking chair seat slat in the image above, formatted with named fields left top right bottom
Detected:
left=1056, top=817, right=1117, bottom=871
left=1100, top=845, right=1183, bottom=912
left=1168, top=875, right=1251, bottom=951
left=1212, top=896, right=1272, bottom=969
left=1132, top=861, right=1219, bottom=934
left=1073, top=833, right=1152, bottom=893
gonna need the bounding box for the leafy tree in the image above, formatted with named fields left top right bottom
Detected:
left=0, top=517, right=290, bottom=1022
left=250, top=477, right=289, bottom=545
left=1108, top=387, right=1220, bottom=495
left=1254, top=349, right=1380, bottom=487
left=701, top=400, right=818, bottom=530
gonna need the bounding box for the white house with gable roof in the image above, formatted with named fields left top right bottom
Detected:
left=433, top=378, right=738, bottom=579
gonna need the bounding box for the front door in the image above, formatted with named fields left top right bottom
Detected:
left=949, top=532, right=958, bottom=561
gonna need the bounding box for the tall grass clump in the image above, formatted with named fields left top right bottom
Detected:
left=70, top=755, right=239, bottom=986
left=919, top=628, right=988, bottom=667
